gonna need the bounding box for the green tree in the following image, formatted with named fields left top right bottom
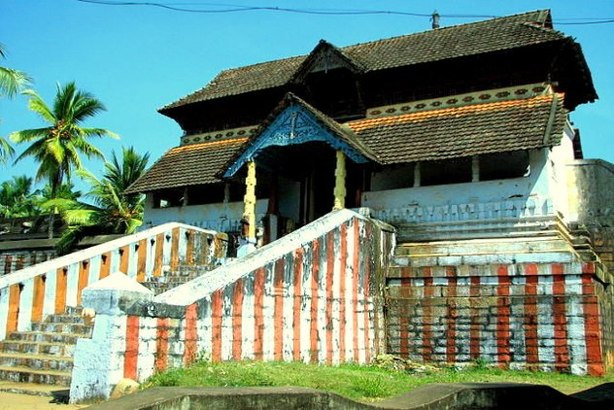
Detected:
left=0, top=44, right=31, bottom=163
left=54, top=147, right=149, bottom=254
left=9, top=81, right=117, bottom=238
left=0, top=175, right=38, bottom=218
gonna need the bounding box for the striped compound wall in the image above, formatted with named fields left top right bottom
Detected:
left=2, top=249, right=56, bottom=276
left=387, top=256, right=612, bottom=376
left=69, top=210, right=395, bottom=402
left=0, top=223, right=225, bottom=342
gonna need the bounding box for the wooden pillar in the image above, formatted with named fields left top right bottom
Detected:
left=243, top=160, right=257, bottom=242
left=333, top=150, right=346, bottom=210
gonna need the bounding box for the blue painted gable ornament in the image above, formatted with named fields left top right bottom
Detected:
left=223, top=101, right=370, bottom=178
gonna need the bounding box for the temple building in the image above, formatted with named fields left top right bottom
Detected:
left=124, top=10, right=613, bottom=372
left=128, top=10, right=595, bottom=245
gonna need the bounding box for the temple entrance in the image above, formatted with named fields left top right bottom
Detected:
left=257, top=142, right=336, bottom=228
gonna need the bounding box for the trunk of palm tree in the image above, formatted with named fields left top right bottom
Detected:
left=48, top=175, right=60, bottom=239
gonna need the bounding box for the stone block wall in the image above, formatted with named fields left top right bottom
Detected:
left=70, top=210, right=395, bottom=402
left=386, top=259, right=609, bottom=376
left=2, top=249, right=55, bottom=275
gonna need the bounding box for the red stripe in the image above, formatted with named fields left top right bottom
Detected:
left=399, top=277, right=411, bottom=358
left=155, top=317, right=169, bottom=371
left=137, top=239, right=147, bottom=282
left=582, top=262, right=604, bottom=376
left=170, top=227, right=180, bottom=271
left=31, top=276, right=45, bottom=324
left=496, top=265, right=511, bottom=367
left=274, top=259, right=284, bottom=361
left=469, top=275, right=480, bottom=360
left=253, top=267, right=265, bottom=360
left=552, top=264, right=569, bottom=371
left=422, top=267, right=433, bottom=362
left=184, top=304, right=198, bottom=365
left=524, top=263, right=539, bottom=367
left=124, top=316, right=140, bottom=379
left=326, top=231, right=334, bottom=365
left=153, top=233, right=164, bottom=277
left=339, top=224, right=347, bottom=362
left=353, top=221, right=360, bottom=362
left=446, top=266, right=457, bottom=364
left=211, top=290, right=223, bottom=362
left=232, top=279, right=244, bottom=361
left=363, top=223, right=372, bottom=363
left=55, top=268, right=67, bottom=314
left=6, top=284, right=20, bottom=335
left=310, top=239, right=320, bottom=363
left=293, top=248, right=303, bottom=361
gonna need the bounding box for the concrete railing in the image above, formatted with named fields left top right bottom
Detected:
left=69, top=209, right=396, bottom=402
left=0, top=222, right=226, bottom=341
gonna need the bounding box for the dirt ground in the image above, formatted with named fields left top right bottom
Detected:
left=0, top=392, right=88, bottom=410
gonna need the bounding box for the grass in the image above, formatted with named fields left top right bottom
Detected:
left=143, top=359, right=614, bottom=402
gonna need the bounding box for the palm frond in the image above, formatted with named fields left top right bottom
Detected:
left=0, top=136, right=15, bottom=164
left=0, top=66, right=31, bottom=98
left=21, top=89, right=54, bottom=123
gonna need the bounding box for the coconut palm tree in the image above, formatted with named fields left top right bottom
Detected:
left=0, top=175, right=38, bottom=218
left=9, top=81, right=117, bottom=238
left=53, top=147, right=149, bottom=254
left=0, top=44, right=31, bottom=163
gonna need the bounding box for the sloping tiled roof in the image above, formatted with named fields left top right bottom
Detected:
left=347, top=93, right=566, bottom=164
left=161, top=10, right=563, bottom=110
left=130, top=91, right=567, bottom=193
left=125, top=138, right=247, bottom=194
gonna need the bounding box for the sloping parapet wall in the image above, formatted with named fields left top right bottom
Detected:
left=0, top=223, right=226, bottom=341
left=70, top=209, right=395, bottom=403
left=387, top=236, right=614, bottom=376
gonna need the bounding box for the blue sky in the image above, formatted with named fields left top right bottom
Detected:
left=1, top=0, right=613, bottom=192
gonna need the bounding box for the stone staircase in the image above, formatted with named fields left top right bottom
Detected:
left=0, top=306, right=93, bottom=399
left=142, top=262, right=228, bottom=295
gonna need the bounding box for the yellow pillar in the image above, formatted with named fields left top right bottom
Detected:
left=333, top=150, right=346, bottom=210
left=243, top=160, right=257, bottom=241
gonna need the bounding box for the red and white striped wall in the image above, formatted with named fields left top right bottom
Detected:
left=386, top=260, right=607, bottom=376
left=2, top=250, right=56, bottom=276
left=72, top=210, right=395, bottom=393
left=0, top=223, right=224, bottom=341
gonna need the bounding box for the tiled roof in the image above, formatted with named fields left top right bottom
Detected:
left=348, top=93, right=566, bottom=164
left=161, top=10, right=564, bottom=110
left=125, top=138, right=247, bottom=194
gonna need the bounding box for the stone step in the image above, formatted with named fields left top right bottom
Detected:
left=64, top=306, right=83, bottom=316
left=30, top=322, right=92, bottom=336
left=395, top=237, right=572, bottom=258
left=0, top=352, right=73, bottom=372
left=44, top=313, right=89, bottom=325
left=7, top=331, right=85, bottom=345
left=0, top=365, right=71, bottom=386
left=0, top=340, right=74, bottom=356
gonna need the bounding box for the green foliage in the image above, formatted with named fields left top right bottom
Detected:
left=0, top=175, right=39, bottom=218
left=143, top=360, right=614, bottom=402
left=9, top=81, right=117, bottom=237
left=0, top=43, right=31, bottom=163
left=54, top=147, right=149, bottom=254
